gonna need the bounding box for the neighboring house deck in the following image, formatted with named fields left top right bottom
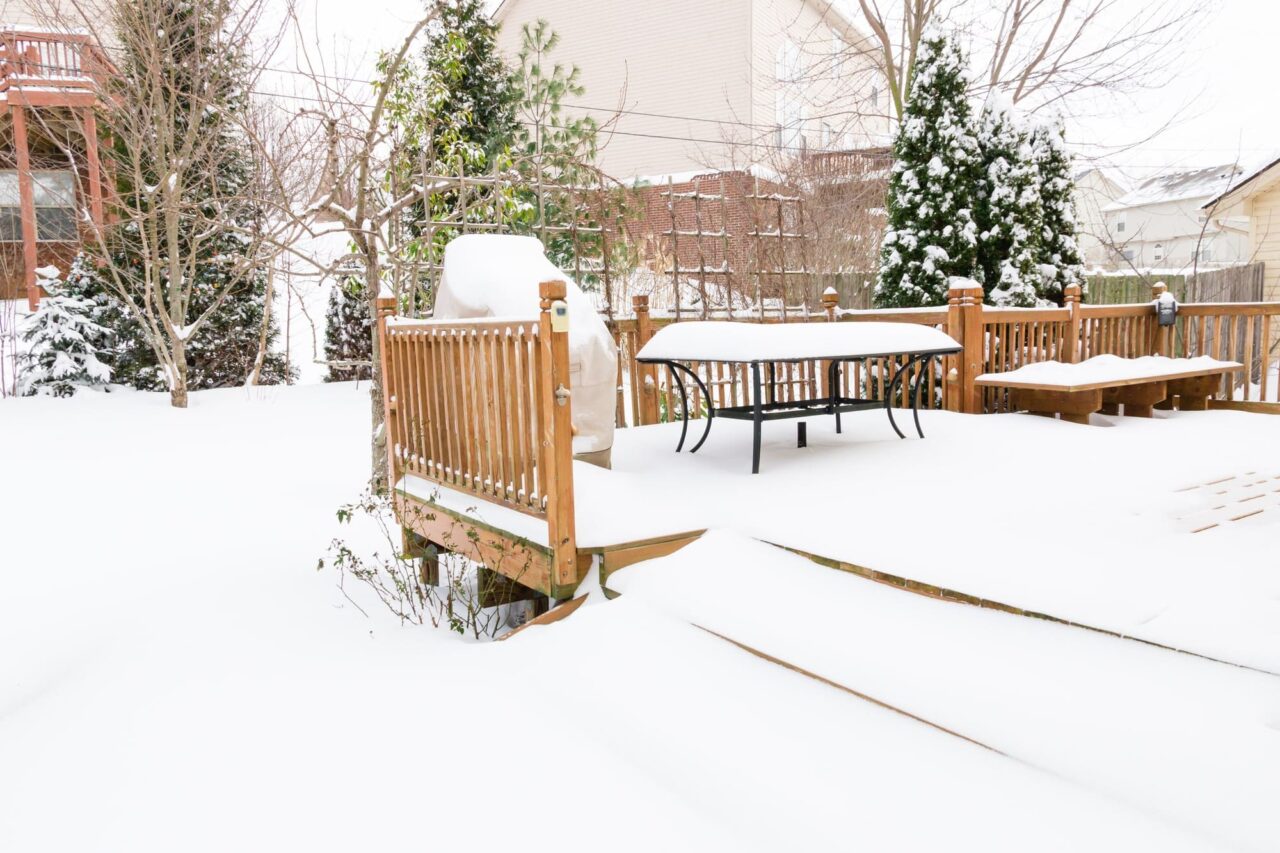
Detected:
left=1100, top=164, right=1248, bottom=271
left=0, top=27, right=110, bottom=307
left=493, top=0, right=889, bottom=180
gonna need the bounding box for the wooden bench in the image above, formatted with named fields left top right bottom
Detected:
left=975, top=361, right=1243, bottom=424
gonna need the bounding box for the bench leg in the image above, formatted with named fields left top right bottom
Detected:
left=1011, top=388, right=1103, bottom=425
left=1168, top=375, right=1221, bottom=412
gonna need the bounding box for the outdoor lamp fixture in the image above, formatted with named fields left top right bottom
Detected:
left=1156, top=291, right=1178, bottom=327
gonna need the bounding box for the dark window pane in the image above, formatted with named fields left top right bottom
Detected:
left=0, top=208, right=21, bottom=242
left=36, top=207, right=76, bottom=241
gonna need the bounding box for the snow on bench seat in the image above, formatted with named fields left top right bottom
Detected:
left=636, top=320, right=960, bottom=363
left=976, top=354, right=1241, bottom=393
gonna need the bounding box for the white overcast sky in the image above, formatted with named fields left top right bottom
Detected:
left=282, top=0, right=1280, bottom=188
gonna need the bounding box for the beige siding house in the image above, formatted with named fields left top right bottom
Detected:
left=1100, top=164, right=1249, bottom=272
left=493, top=0, right=888, bottom=180
left=1073, top=167, right=1125, bottom=268
left=1205, top=156, right=1280, bottom=305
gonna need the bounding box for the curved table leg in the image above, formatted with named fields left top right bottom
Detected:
left=669, top=362, right=714, bottom=453
left=911, top=355, right=930, bottom=438
left=828, top=359, right=843, bottom=434
left=664, top=362, right=691, bottom=452
left=885, top=358, right=911, bottom=439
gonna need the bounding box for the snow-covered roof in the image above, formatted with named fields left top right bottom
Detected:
left=1102, top=164, right=1242, bottom=212
left=1201, top=151, right=1280, bottom=210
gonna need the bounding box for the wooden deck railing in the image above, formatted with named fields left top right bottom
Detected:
left=609, top=280, right=1280, bottom=418
left=378, top=281, right=581, bottom=597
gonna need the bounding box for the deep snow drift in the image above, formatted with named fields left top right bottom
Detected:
left=2, top=382, right=1276, bottom=851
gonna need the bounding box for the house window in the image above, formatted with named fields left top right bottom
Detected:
left=822, top=122, right=835, bottom=147
left=1122, top=248, right=1136, bottom=263
left=1197, top=245, right=1213, bottom=263
left=1153, top=242, right=1164, bottom=262
left=0, top=169, right=77, bottom=242
left=1114, top=213, right=1126, bottom=234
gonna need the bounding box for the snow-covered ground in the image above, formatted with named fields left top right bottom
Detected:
left=2, top=383, right=1278, bottom=850
left=568, top=407, right=1280, bottom=673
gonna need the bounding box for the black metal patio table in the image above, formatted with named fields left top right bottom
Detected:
left=634, top=321, right=962, bottom=473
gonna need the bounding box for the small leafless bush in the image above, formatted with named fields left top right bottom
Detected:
left=319, top=488, right=539, bottom=639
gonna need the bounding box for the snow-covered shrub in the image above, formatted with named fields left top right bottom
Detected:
left=1030, top=118, right=1086, bottom=303
left=976, top=96, right=1042, bottom=307
left=323, top=278, right=372, bottom=382
left=320, top=489, right=541, bottom=638
left=16, top=266, right=113, bottom=397
left=875, top=32, right=982, bottom=308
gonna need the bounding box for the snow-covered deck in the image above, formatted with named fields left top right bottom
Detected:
left=568, top=407, right=1280, bottom=673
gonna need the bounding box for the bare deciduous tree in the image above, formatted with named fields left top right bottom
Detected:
left=846, top=0, right=1208, bottom=119
left=56, top=0, right=290, bottom=407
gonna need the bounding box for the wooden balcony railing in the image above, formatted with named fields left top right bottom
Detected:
left=0, top=29, right=110, bottom=103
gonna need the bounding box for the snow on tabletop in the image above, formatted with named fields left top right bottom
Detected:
left=636, top=320, right=960, bottom=362
left=977, top=354, right=1240, bottom=387
left=610, top=530, right=1280, bottom=852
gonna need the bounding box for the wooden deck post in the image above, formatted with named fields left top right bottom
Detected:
left=1064, top=283, right=1083, bottom=363
left=13, top=106, right=40, bottom=310
left=633, top=293, right=660, bottom=425
left=376, top=294, right=399, bottom=486
left=821, top=288, right=839, bottom=398
left=81, top=107, right=103, bottom=229
left=539, top=280, right=579, bottom=596
left=1150, top=281, right=1169, bottom=357
left=946, top=280, right=984, bottom=414
left=821, top=287, right=839, bottom=322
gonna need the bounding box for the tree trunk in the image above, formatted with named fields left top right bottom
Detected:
left=250, top=266, right=275, bottom=386
left=366, top=258, right=388, bottom=493
left=170, top=341, right=190, bottom=408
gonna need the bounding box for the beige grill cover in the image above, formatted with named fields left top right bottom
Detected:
left=435, top=235, right=617, bottom=454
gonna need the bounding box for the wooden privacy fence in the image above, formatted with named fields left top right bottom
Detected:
left=1085, top=262, right=1266, bottom=305
left=377, top=282, right=582, bottom=598
left=609, top=281, right=1280, bottom=422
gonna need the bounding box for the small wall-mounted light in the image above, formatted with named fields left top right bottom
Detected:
left=1156, top=291, right=1178, bottom=327
left=550, top=299, right=570, bottom=333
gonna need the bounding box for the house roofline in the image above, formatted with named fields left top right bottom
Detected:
left=1202, top=155, right=1280, bottom=210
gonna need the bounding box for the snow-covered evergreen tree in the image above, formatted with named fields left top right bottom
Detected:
left=1031, top=118, right=1086, bottom=303
left=324, top=278, right=372, bottom=382
left=17, top=266, right=112, bottom=397
left=976, top=96, right=1042, bottom=307
left=875, top=33, right=982, bottom=308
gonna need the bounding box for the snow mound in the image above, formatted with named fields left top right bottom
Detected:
left=436, top=235, right=617, bottom=454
